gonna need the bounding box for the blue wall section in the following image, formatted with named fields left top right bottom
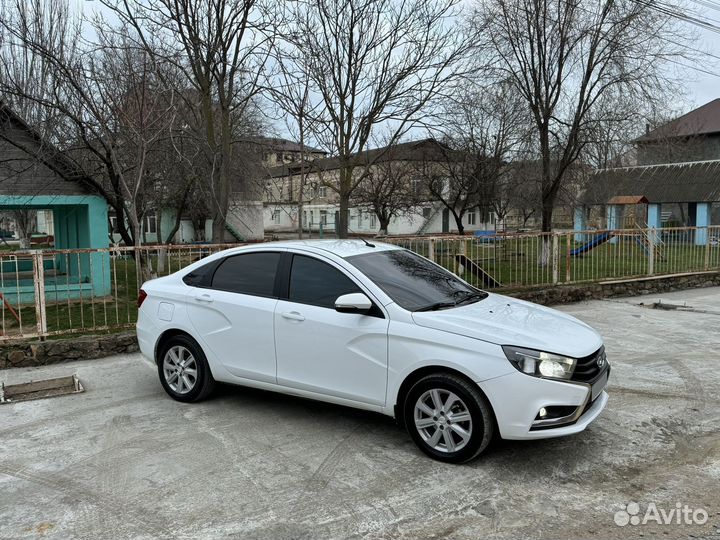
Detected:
left=573, top=207, right=588, bottom=242
left=695, top=202, right=710, bottom=246
left=606, top=205, right=620, bottom=244
left=0, top=194, right=110, bottom=299
left=647, top=203, right=662, bottom=245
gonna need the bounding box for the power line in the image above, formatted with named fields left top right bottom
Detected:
left=632, top=0, right=720, bottom=35
left=689, top=0, right=720, bottom=14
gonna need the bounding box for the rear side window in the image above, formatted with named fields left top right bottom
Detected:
left=210, top=252, right=281, bottom=297
left=288, top=255, right=361, bottom=309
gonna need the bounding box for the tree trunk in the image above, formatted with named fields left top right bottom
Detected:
left=156, top=213, right=166, bottom=274
left=298, top=200, right=304, bottom=239
left=539, top=200, right=554, bottom=266
left=378, top=216, right=391, bottom=236
left=164, top=210, right=183, bottom=244
left=12, top=210, right=36, bottom=249
left=337, top=166, right=352, bottom=238
left=211, top=112, right=233, bottom=243
left=452, top=212, right=465, bottom=235
left=338, top=195, right=350, bottom=239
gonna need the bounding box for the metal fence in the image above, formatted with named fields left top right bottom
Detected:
left=0, top=243, right=241, bottom=341
left=1, top=225, right=719, bottom=341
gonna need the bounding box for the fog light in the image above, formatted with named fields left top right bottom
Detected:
left=538, top=407, right=548, bottom=418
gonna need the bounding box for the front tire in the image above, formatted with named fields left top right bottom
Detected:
left=403, top=373, right=494, bottom=463
left=157, top=335, right=215, bottom=402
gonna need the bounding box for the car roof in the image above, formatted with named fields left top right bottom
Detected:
left=243, top=239, right=402, bottom=258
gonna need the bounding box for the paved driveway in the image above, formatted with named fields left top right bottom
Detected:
left=2, top=288, right=720, bottom=539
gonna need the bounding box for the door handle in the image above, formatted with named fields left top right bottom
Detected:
left=194, top=293, right=214, bottom=303
left=281, top=311, right=305, bottom=321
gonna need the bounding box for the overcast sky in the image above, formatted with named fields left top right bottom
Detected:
left=79, top=0, right=719, bottom=123
left=682, top=21, right=720, bottom=108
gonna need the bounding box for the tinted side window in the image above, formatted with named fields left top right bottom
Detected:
left=289, top=255, right=361, bottom=308
left=182, top=258, right=222, bottom=287
left=210, top=252, right=280, bottom=297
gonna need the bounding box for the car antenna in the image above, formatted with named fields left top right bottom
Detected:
left=359, top=237, right=375, bottom=248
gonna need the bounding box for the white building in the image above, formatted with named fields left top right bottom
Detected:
left=263, top=139, right=496, bottom=236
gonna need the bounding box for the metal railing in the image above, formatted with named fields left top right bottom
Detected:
left=384, top=226, right=720, bottom=289
left=0, top=243, right=242, bottom=341
left=1, top=225, right=719, bottom=341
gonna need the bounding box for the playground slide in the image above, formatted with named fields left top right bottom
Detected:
left=570, top=231, right=613, bottom=257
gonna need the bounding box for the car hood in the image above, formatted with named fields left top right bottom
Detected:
left=411, top=293, right=602, bottom=358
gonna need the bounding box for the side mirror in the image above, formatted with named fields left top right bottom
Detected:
left=335, top=293, right=372, bottom=314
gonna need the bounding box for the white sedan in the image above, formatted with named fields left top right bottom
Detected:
left=136, top=240, right=609, bottom=463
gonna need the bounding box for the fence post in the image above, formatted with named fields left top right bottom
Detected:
left=428, top=238, right=436, bottom=262
left=647, top=234, right=655, bottom=276
left=565, top=233, right=571, bottom=283
left=704, top=233, right=711, bottom=271
left=32, top=250, right=47, bottom=338
left=552, top=233, right=559, bottom=285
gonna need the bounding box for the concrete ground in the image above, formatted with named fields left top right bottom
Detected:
left=2, top=289, right=720, bottom=540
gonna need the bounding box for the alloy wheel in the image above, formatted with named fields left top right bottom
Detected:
left=413, top=388, right=473, bottom=453
left=163, top=345, right=198, bottom=395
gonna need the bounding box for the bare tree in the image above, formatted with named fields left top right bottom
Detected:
left=102, top=0, right=276, bottom=243
left=474, top=0, right=688, bottom=260
left=281, top=0, right=467, bottom=238
left=266, top=45, right=321, bottom=238
left=440, top=80, right=527, bottom=231
left=0, top=1, right=179, bottom=252
left=421, top=84, right=524, bottom=234
left=0, top=0, right=74, bottom=141
left=352, top=158, right=421, bottom=235
left=10, top=209, right=35, bottom=248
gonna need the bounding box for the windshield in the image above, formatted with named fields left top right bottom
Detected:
left=345, top=249, right=487, bottom=311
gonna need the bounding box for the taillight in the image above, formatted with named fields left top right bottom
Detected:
left=137, top=289, right=148, bottom=308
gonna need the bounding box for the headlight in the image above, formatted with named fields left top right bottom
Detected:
left=502, top=346, right=577, bottom=380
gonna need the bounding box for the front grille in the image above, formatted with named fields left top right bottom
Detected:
left=571, top=346, right=606, bottom=382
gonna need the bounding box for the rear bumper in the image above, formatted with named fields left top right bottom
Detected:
left=136, top=311, right=158, bottom=363
left=479, top=369, right=609, bottom=440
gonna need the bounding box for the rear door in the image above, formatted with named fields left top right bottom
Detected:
left=274, top=253, right=389, bottom=406
left=186, top=251, right=282, bottom=383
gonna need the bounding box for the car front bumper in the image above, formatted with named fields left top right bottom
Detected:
left=479, top=368, right=609, bottom=440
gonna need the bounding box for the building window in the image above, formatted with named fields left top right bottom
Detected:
left=317, top=186, right=327, bottom=198
left=422, top=207, right=432, bottom=218
left=272, top=210, right=281, bottom=223
left=109, top=213, right=119, bottom=233
left=320, top=210, right=328, bottom=225
left=411, top=178, right=422, bottom=195
left=467, top=211, right=476, bottom=225
left=370, top=214, right=376, bottom=228
left=144, top=213, right=157, bottom=234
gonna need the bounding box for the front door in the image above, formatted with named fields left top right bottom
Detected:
left=186, top=251, right=281, bottom=383
left=274, top=253, right=389, bottom=406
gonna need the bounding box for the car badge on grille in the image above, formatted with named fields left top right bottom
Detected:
left=596, top=352, right=606, bottom=368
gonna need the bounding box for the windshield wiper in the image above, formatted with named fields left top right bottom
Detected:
left=415, top=291, right=488, bottom=312
left=414, top=301, right=457, bottom=312
left=455, top=291, right=488, bottom=305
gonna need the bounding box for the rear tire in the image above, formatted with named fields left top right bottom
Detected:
left=403, top=373, right=494, bottom=463
left=157, top=334, right=215, bottom=402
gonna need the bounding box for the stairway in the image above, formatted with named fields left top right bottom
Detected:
left=225, top=222, right=245, bottom=242
left=635, top=225, right=665, bottom=260
left=417, top=206, right=440, bottom=235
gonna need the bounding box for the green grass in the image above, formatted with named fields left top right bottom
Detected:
left=390, top=236, right=720, bottom=289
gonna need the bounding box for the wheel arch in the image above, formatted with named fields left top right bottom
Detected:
left=154, top=328, right=197, bottom=365
left=393, top=365, right=496, bottom=431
